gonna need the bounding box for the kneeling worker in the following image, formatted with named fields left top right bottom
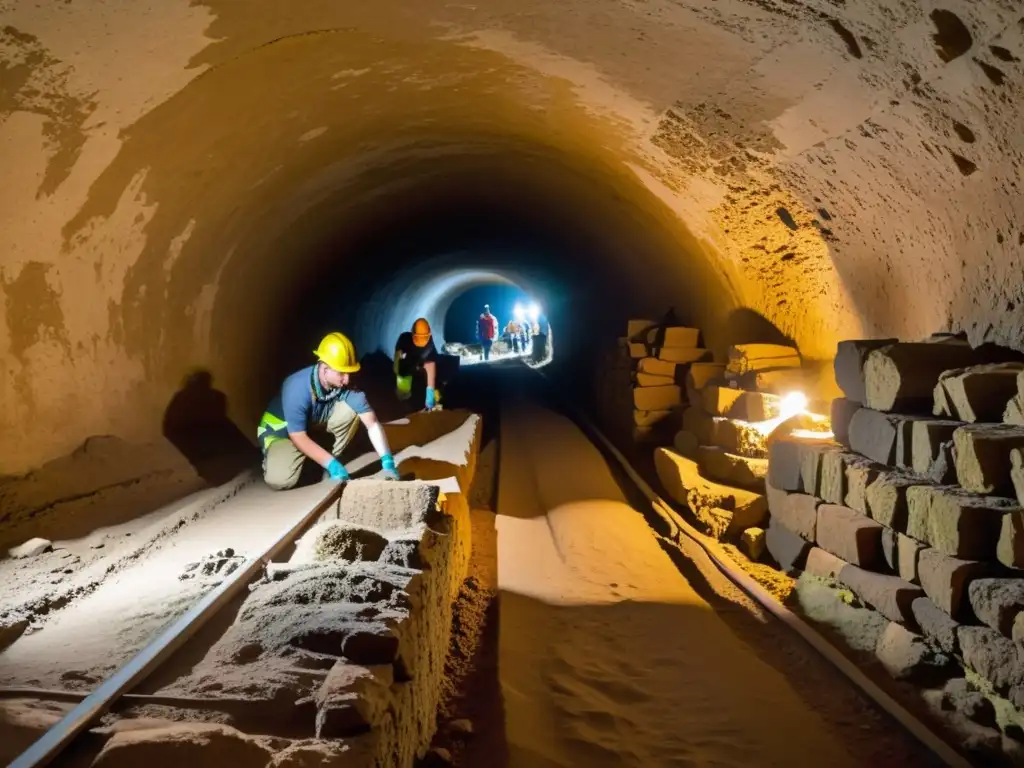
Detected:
left=258, top=332, right=400, bottom=489
left=394, top=317, right=440, bottom=411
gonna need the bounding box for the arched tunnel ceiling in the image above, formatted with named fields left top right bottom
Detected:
left=1, top=0, right=1022, bottom=473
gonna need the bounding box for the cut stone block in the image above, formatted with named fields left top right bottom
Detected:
left=726, top=344, right=801, bottom=375
left=845, top=460, right=883, bottom=515
left=315, top=663, right=394, bottom=737
left=627, top=319, right=657, bottom=341
left=710, top=418, right=767, bottom=458
left=917, top=548, right=991, bottom=620
left=681, top=407, right=714, bottom=445
left=702, top=386, right=781, bottom=422
left=906, top=485, right=1018, bottom=560
left=897, top=533, right=925, bottom=584
left=687, top=362, right=727, bottom=390
left=957, top=626, right=1024, bottom=694
left=647, top=326, right=700, bottom=348
left=658, top=347, right=709, bottom=364
left=629, top=342, right=646, bottom=359
left=864, top=469, right=918, bottom=531
left=771, top=492, right=819, bottom=541
left=911, top=419, right=961, bottom=482
left=820, top=452, right=874, bottom=507
left=835, top=338, right=898, bottom=404
left=1007, top=396, right=1024, bottom=425
left=672, top=430, right=698, bottom=458
left=911, top=596, right=961, bottom=654
left=875, top=622, right=953, bottom=683
left=802, top=443, right=840, bottom=498
left=816, top=504, right=885, bottom=569
left=740, top=527, right=766, bottom=561
left=839, top=562, right=924, bottom=624
left=654, top=448, right=768, bottom=539
left=805, top=546, right=846, bottom=578
left=831, top=397, right=859, bottom=448
left=1014, top=613, right=1024, bottom=645
left=766, top=521, right=812, bottom=572
left=1013, top=448, right=1024, bottom=506
left=634, top=409, right=673, bottom=428
left=953, top=424, right=1024, bottom=496
left=636, top=372, right=674, bottom=388
left=967, top=578, right=1024, bottom=637
left=339, top=480, right=440, bottom=531
left=633, top=385, right=682, bottom=411
left=881, top=527, right=898, bottom=571
left=696, top=445, right=767, bottom=489
left=998, top=510, right=1024, bottom=569
left=934, top=363, right=1024, bottom=423
left=733, top=368, right=807, bottom=394
left=638, top=357, right=677, bottom=377
left=847, top=408, right=900, bottom=465
left=864, top=342, right=992, bottom=413
left=767, top=436, right=803, bottom=492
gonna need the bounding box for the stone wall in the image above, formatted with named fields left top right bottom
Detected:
left=84, top=415, right=480, bottom=768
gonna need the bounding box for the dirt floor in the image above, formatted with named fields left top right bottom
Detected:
left=1, top=367, right=954, bottom=767
left=421, top=380, right=940, bottom=767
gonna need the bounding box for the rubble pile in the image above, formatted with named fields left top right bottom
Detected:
left=596, top=318, right=711, bottom=445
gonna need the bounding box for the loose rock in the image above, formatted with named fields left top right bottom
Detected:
left=942, top=678, right=997, bottom=728
left=739, top=527, right=766, bottom=561
left=958, top=625, right=1024, bottom=694
left=8, top=538, right=52, bottom=559
left=315, top=524, right=389, bottom=562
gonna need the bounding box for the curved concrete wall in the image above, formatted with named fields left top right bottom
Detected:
left=1, top=0, right=1021, bottom=473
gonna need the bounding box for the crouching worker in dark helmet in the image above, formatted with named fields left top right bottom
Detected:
left=394, top=317, right=441, bottom=411
left=257, top=332, right=400, bottom=489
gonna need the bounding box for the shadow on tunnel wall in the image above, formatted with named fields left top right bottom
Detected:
left=721, top=308, right=797, bottom=350
left=162, top=370, right=260, bottom=485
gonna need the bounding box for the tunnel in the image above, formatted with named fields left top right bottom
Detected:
left=2, top=1, right=1024, bottom=766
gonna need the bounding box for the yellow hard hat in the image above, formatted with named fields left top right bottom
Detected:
left=313, top=332, right=360, bottom=373
left=412, top=317, right=431, bottom=347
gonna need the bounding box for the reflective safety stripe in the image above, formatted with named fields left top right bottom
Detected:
left=257, top=411, right=289, bottom=451
left=395, top=375, right=413, bottom=395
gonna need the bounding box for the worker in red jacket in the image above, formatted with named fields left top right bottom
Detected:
left=477, top=304, right=498, bottom=361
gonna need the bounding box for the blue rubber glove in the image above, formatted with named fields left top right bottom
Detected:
left=325, top=458, right=349, bottom=483
left=425, top=387, right=436, bottom=410
left=380, top=454, right=400, bottom=481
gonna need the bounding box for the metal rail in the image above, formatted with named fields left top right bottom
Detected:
left=9, top=481, right=346, bottom=768
left=545, top=378, right=971, bottom=768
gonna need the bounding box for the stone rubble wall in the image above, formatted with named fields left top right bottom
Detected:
left=86, top=414, right=480, bottom=768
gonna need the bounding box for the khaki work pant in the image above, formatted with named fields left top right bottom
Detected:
left=262, top=400, right=360, bottom=490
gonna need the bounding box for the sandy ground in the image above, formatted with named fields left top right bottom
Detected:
left=482, top=399, right=929, bottom=767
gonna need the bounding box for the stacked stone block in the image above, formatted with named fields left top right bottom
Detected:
left=770, top=334, right=1024, bottom=717
left=654, top=342, right=820, bottom=554
left=597, top=317, right=709, bottom=445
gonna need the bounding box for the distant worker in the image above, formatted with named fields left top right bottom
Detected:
left=477, top=304, right=498, bottom=361
left=257, top=332, right=400, bottom=490
left=505, top=319, right=522, bottom=353
left=394, top=317, right=441, bottom=411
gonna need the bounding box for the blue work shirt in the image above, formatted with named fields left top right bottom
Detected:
left=266, top=365, right=371, bottom=435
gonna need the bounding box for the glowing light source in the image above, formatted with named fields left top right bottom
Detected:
left=778, top=391, right=808, bottom=421
left=513, top=303, right=525, bottom=321
left=528, top=302, right=540, bottom=321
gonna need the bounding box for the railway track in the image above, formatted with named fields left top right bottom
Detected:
left=3, top=371, right=974, bottom=767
